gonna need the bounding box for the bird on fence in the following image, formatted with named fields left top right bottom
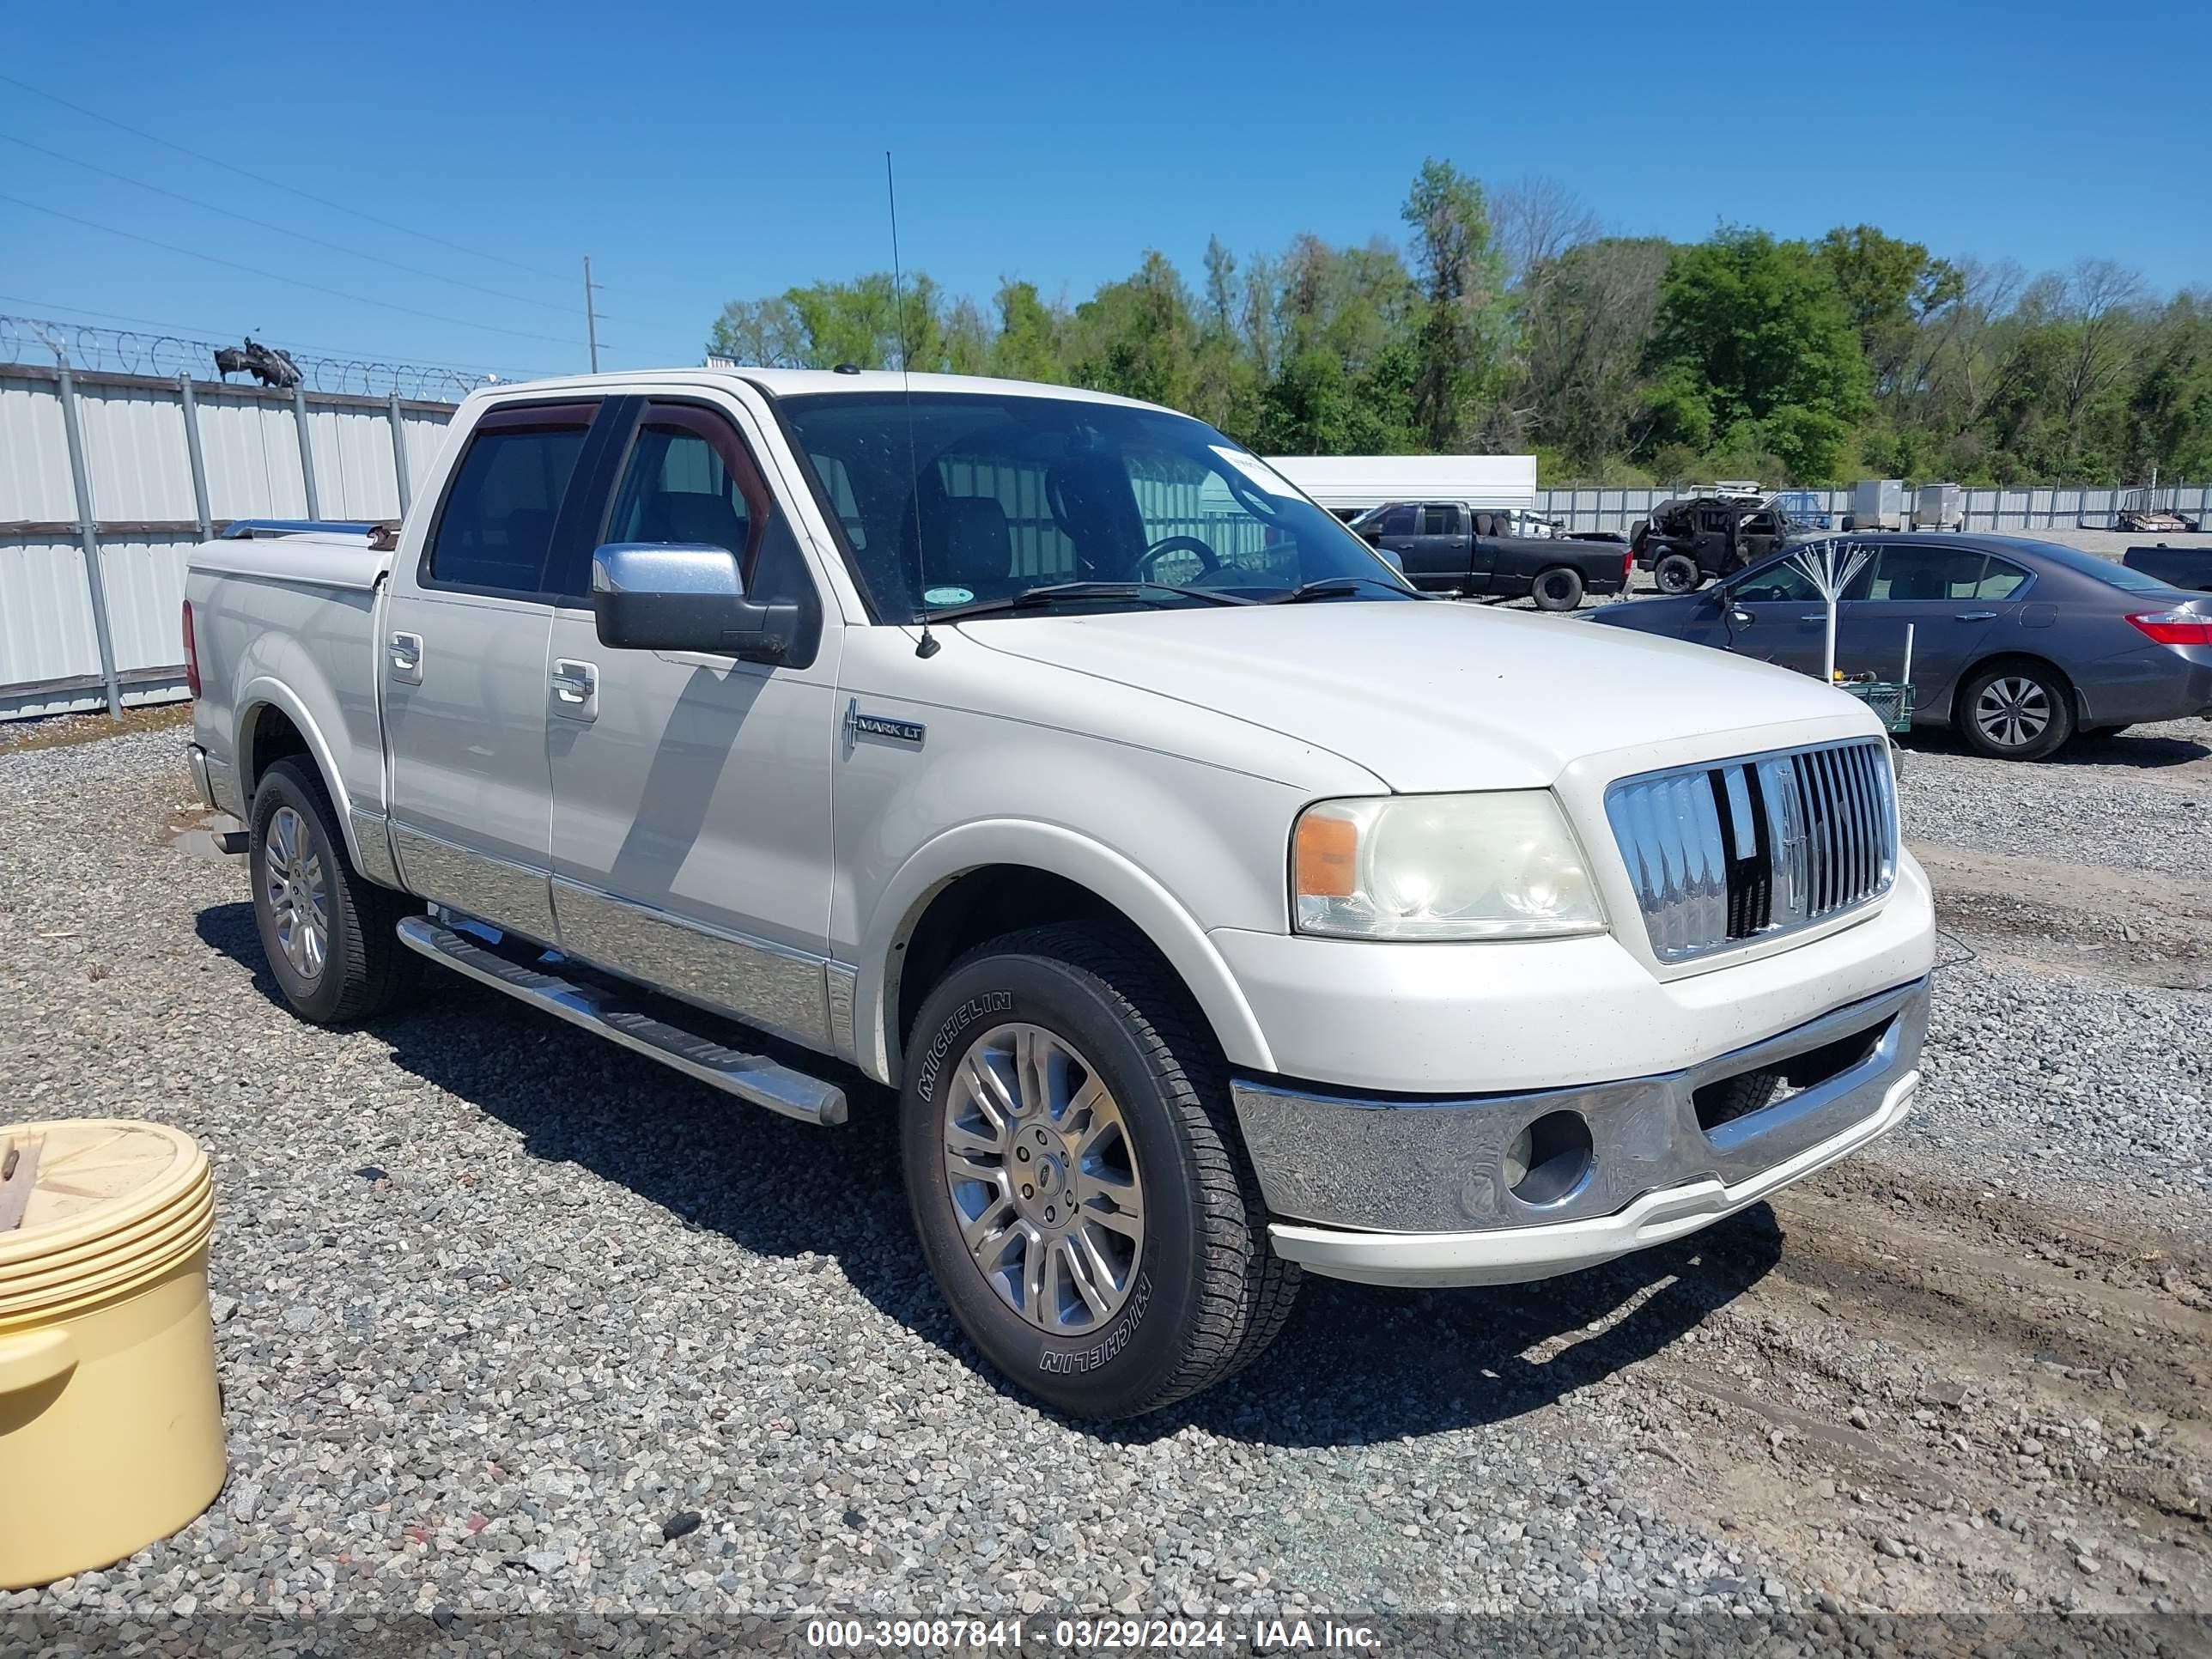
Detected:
left=211, top=338, right=302, bottom=390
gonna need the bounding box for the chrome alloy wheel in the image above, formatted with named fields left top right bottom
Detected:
left=1973, top=675, right=2052, bottom=750
left=263, top=805, right=330, bottom=981
left=940, top=1023, right=1145, bottom=1334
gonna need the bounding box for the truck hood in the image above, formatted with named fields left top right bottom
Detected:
left=957, top=599, right=1878, bottom=792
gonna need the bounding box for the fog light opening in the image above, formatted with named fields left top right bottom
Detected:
left=1505, top=1110, right=1594, bottom=1206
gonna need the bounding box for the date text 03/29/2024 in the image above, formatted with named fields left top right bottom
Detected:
left=803, top=1619, right=1382, bottom=1651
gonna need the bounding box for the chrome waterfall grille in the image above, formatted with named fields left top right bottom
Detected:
left=1605, top=738, right=1898, bottom=963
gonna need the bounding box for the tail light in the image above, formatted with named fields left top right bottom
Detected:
left=2127, top=610, right=2212, bottom=647
left=1623, top=547, right=1635, bottom=585
left=182, top=599, right=201, bottom=697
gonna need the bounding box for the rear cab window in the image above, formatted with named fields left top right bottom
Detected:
left=422, top=402, right=597, bottom=598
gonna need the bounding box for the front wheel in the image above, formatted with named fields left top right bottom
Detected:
left=1654, top=552, right=1702, bottom=594
left=1530, top=566, right=1585, bottom=611
left=1957, top=661, right=2075, bottom=761
left=900, top=926, right=1297, bottom=1418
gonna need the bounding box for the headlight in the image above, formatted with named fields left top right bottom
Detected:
left=1291, top=792, right=1607, bottom=941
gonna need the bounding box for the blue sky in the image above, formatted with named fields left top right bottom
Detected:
left=5, top=0, right=2206, bottom=382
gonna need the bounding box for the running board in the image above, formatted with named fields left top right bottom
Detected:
left=395, top=915, right=847, bottom=1127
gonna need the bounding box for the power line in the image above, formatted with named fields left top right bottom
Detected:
left=0, top=131, right=584, bottom=317
left=0, top=293, right=544, bottom=379
left=0, top=192, right=585, bottom=349
left=0, top=70, right=572, bottom=284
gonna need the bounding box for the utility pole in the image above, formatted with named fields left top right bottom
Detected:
left=582, top=255, right=603, bottom=373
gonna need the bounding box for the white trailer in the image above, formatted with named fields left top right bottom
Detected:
left=1850, top=479, right=1906, bottom=532
left=1913, top=483, right=1964, bottom=531
left=1266, top=454, right=1538, bottom=519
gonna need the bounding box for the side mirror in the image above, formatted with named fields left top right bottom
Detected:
left=590, top=543, right=789, bottom=661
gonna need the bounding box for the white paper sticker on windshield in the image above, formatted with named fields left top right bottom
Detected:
left=1210, top=445, right=1296, bottom=497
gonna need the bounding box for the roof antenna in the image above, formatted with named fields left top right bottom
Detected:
left=887, top=149, right=939, bottom=659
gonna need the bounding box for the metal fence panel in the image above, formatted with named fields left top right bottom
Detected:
left=0, top=372, right=78, bottom=521
left=1534, top=482, right=2209, bottom=534
left=196, top=390, right=311, bottom=520
left=72, top=381, right=198, bottom=520
left=401, top=411, right=449, bottom=499
left=307, top=402, right=403, bottom=520
left=0, top=535, right=103, bottom=687
left=93, top=533, right=196, bottom=681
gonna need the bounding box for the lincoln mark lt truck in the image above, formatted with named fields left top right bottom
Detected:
left=184, top=369, right=1935, bottom=1417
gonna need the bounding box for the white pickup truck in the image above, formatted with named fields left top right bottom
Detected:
left=185, top=369, right=1934, bottom=1417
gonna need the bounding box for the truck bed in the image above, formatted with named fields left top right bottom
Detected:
left=185, top=528, right=394, bottom=833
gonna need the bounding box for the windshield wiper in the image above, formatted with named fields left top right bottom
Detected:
left=1262, top=575, right=1423, bottom=605
left=926, top=581, right=1253, bottom=623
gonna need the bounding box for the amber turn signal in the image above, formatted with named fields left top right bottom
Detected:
left=1292, top=808, right=1359, bottom=899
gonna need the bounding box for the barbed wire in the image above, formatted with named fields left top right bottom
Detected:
left=0, top=313, right=539, bottom=402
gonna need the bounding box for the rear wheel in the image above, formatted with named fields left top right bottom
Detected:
left=900, top=925, right=1297, bottom=1418
left=248, top=757, right=420, bottom=1023
left=1654, top=552, right=1702, bottom=595
left=1530, top=566, right=1585, bottom=612
left=1957, top=662, right=2075, bottom=761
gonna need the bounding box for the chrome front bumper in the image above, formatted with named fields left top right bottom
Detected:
left=1232, top=975, right=1929, bottom=1287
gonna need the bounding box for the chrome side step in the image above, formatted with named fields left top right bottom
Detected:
left=395, top=915, right=847, bottom=1127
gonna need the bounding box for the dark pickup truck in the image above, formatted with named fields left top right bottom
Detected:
left=2124, top=543, right=2212, bottom=593
left=1351, top=501, right=1631, bottom=610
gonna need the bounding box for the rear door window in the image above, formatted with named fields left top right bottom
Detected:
left=1421, top=504, right=1458, bottom=536
left=1864, top=545, right=1987, bottom=602
left=424, top=404, right=594, bottom=596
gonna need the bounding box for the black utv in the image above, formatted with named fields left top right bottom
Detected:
left=1630, top=493, right=1806, bottom=593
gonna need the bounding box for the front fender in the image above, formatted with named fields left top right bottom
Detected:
left=856, top=819, right=1278, bottom=1086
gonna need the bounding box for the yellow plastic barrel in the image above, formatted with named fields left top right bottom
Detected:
left=0, top=1120, right=225, bottom=1589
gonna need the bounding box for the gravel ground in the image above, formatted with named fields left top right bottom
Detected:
left=1893, top=719, right=2210, bottom=878
left=1890, top=954, right=2212, bottom=1227
left=1, top=725, right=2206, bottom=1649
left=0, top=732, right=1808, bottom=1629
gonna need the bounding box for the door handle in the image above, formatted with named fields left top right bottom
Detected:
left=388, top=630, right=422, bottom=684
left=550, top=658, right=599, bottom=721
left=1729, top=608, right=1753, bottom=626
left=1798, top=613, right=1832, bottom=623
left=550, top=661, right=597, bottom=701
left=1954, top=611, right=1998, bottom=622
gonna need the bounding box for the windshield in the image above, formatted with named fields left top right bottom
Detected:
left=776, top=392, right=1411, bottom=621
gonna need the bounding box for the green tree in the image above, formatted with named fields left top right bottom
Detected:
left=707, top=295, right=805, bottom=367
left=1402, top=159, right=1510, bottom=451
left=1067, top=251, right=1199, bottom=410
left=989, top=280, right=1066, bottom=384
left=702, top=173, right=2196, bottom=489
left=1515, top=236, right=1671, bottom=470
left=2124, top=294, right=2212, bottom=479
left=1646, top=228, right=1869, bottom=481
left=1816, top=225, right=1963, bottom=398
